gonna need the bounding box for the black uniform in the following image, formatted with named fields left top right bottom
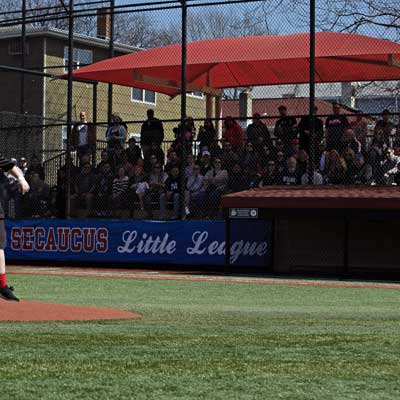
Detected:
left=0, top=156, right=15, bottom=249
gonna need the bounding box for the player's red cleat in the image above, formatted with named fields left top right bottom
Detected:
left=0, top=286, right=19, bottom=302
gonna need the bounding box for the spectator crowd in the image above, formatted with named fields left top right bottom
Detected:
left=2, top=104, right=400, bottom=220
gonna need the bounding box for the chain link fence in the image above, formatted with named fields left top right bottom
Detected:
left=1, top=1, right=400, bottom=221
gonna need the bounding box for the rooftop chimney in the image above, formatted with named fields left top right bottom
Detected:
left=97, top=8, right=111, bottom=40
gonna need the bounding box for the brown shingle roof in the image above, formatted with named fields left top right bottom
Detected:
left=221, top=186, right=400, bottom=210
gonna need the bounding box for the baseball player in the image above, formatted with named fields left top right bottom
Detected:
left=0, top=156, right=30, bottom=301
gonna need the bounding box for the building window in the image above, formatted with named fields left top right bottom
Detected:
left=8, top=42, right=29, bottom=55
left=131, top=88, right=156, bottom=105
left=61, top=126, right=68, bottom=149
left=188, top=91, right=204, bottom=99
left=64, top=47, right=93, bottom=71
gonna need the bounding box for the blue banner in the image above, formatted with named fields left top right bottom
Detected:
left=5, top=219, right=272, bottom=267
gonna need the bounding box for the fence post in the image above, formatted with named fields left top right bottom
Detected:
left=308, top=0, right=316, bottom=184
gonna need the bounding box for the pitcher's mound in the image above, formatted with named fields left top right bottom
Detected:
left=0, top=300, right=142, bottom=321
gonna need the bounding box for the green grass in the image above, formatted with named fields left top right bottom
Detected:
left=1, top=274, right=400, bottom=400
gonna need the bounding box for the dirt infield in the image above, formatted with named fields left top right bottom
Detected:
left=0, top=300, right=142, bottom=322
left=7, top=265, right=400, bottom=290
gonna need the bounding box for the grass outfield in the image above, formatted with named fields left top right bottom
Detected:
left=1, top=274, right=400, bottom=400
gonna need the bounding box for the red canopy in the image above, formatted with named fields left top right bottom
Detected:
left=71, top=32, right=400, bottom=95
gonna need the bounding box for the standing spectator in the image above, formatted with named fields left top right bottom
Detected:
left=197, top=119, right=216, bottom=153
left=374, top=109, right=395, bottom=147
left=72, top=111, right=96, bottom=159
left=140, top=109, right=164, bottom=156
left=223, top=117, right=243, bottom=152
left=325, top=102, right=349, bottom=152
left=274, top=105, right=298, bottom=154
left=160, top=166, right=181, bottom=220
left=25, top=155, right=45, bottom=182
left=106, top=114, right=127, bottom=150
left=126, top=137, right=142, bottom=165
left=298, top=107, right=324, bottom=154
left=246, top=113, right=272, bottom=149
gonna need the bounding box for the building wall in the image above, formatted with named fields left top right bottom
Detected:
left=44, top=37, right=207, bottom=151
left=0, top=37, right=45, bottom=158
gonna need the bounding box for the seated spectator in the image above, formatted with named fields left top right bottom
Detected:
left=144, top=154, right=159, bottom=174
left=228, top=163, right=249, bottom=193
left=201, top=158, right=228, bottom=218
left=246, top=113, right=272, bottom=149
left=244, top=166, right=261, bottom=190
left=208, top=140, right=223, bottom=159
left=23, top=172, right=50, bottom=218
left=373, top=148, right=400, bottom=185
left=93, top=162, right=113, bottom=217
left=112, top=166, right=129, bottom=213
left=144, top=142, right=165, bottom=171
left=116, top=151, right=134, bottom=177
left=220, top=141, right=239, bottom=173
left=128, top=165, right=147, bottom=214
left=257, top=144, right=276, bottom=171
left=275, top=151, right=286, bottom=176
left=71, top=163, right=96, bottom=216
left=286, top=138, right=300, bottom=158
left=323, top=150, right=347, bottom=184
left=160, top=166, right=181, bottom=220
left=96, top=150, right=110, bottom=174
left=374, top=109, right=395, bottom=147
left=126, top=137, right=142, bottom=165
left=144, top=164, right=167, bottom=217
left=197, top=119, right=216, bottom=153
left=296, top=150, right=309, bottom=178
left=342, top=128, right=362, bottom=156
left=241, top=142, right=259, bottom=172
left=184, top=154, right=196, bottom=179
left=343, top=149, right=358, bottom=184
left=259, top=160, right=280, bottom=187
left=353, top=154, right=372, bottom=185
left=301, top=169, right=323, bottom=185
left=223, top=117, right=243, bottom=152
left=184, top=164, right=204, bottom=217
left=17, top=157, right=28, bottom=176
left=281, top=157, right=300, bottom=185
left=25, top=155, right=45, bottom=182
left=164, top=150, right=181, bottom=173
left=350, top=111, right=368, bottom=151
left=199, top=149, right=214, bottom=176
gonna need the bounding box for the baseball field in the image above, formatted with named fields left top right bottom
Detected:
left=1, top=267, right=400, bottom=400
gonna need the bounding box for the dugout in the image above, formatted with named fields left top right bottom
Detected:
left=222, top=186, right=400, bottom=275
